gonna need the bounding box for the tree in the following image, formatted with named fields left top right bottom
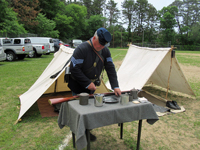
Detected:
left=145, top=4, right=159, bottom=42
left=12, top=0, right=40, bottom=31
left=0, top=0, right=26, bottom=36
left=80, top=15, right=107, bottom=40
left=38, top=0, right=61, bottom=19
left=106, top=0, right=120, bottom=26
left=81, top=0, right=105, bottom=18
left=170, top=0, right=184, bottom=35
left=82, top=0, right=93, bottom=18
left=65, top=3, right=88, bottom=38
left=54, top=4, right=87, bottom=39
left=190, top=23, right=200, bottom=45
left=135, top=0, right=148, bottom=27
left=92, top=0, right=106, bottom=15
left=121, top=0, right=135, bottom=42
left=32, top=13, right=59, bottom=37
left=159, top=6, right=178, bottom=43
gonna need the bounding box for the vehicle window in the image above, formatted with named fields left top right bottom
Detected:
left=3, top=39, right=12, bottom=44
left=73, top=40, right=82, bottom=43
left=49, top=39, right=53, bottom=43
left=14, top=39, right=21, bottom=44
left=25, top=39, right=31, bottom=44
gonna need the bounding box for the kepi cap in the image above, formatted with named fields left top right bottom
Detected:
left=97, top=27, right=112, bottom=46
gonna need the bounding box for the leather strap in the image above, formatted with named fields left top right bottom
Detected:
left=87, top=40, right=104, bottom=64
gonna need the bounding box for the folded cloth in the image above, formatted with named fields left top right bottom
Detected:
left=138, top=97, right=148, bottom=103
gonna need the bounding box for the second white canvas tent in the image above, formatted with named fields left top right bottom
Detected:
left=106, top=44, right=195, bottom=96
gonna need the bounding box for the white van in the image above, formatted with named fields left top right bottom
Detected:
left=27, top=37, right=55, bottom=54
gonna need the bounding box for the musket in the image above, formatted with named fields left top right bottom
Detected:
left=48, top=90, right=131, bottom=105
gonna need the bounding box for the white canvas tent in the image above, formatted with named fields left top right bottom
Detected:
left=106, top=44, right=195, bottom=96
left=16, top=45, right=109, bottom=123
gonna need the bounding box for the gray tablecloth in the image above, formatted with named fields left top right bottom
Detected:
left=58, top=98, right=159, bottom=150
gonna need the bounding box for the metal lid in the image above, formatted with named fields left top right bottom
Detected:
left=79, top=93, right=89, bottom=96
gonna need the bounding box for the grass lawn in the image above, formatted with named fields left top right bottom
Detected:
left=0, top=49, right=200, bottom=150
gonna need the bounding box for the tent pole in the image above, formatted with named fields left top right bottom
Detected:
left=54, top=79, right=58, bottom=94
left=165, top=46, right=176, bottom=99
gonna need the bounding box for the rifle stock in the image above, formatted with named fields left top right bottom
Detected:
left=48, top=90, right=130, bottom=105
left=48, top=96, right=79, bottom=105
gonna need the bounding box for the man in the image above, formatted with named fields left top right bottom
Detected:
left=68, top=27, right=121, bottom=141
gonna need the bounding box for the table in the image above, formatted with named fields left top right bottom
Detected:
left=58, top=98, right=159, bottom=150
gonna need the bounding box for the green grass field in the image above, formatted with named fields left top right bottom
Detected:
left=0, top=49, right=199, bottom=150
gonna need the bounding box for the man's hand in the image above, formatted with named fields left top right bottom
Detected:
left=114, top=88, right=121, bottom=96
left=87, top=82, right=96, bottom=91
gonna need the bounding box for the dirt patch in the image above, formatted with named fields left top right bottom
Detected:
left=179, top=64, right=200, bottom=82
left=114, top=60, right=123, bottom=70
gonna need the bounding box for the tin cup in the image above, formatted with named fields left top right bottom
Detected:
left=120, top=94, right=129, bottom=105
left=94, top=94, right=104, bottom=107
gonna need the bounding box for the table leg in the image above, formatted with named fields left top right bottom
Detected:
left=72, top=132, right=75, bottom=148
left=120, top=123, right=123, bottom=139
left=136, top=120, right=142, bottom=150
left=86, top=129, right=90, bottom=150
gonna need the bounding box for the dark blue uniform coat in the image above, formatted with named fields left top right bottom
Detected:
left=68, top=41, right=119, bottom=94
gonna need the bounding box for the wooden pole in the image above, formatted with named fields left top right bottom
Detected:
left=165, top=46, right=176, bottom=99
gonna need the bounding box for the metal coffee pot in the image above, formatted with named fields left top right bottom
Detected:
left=129, top=88, right=138, bottom=101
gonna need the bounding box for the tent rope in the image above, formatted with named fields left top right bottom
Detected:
left=165, top=46, right=176, bottom=99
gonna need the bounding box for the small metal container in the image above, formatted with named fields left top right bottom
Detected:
left=120, top=93, right=129, bottom=105
left=79, top=93, right=89, bottom=105
left=130, top=88, right=138, bottom=100
left=94, top=94, right=104, bottom=107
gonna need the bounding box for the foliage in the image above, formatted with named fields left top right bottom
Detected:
left=1, top=0, right=200, bottom=48
left=92, top=0, right=106, bottom=15
left=190, top=23, right=200, bottom=44
left=81, top=0, right=105, bottom=18
left=80, top=15, right=107, bottom=40
left=32, top=13, right=59, bottom=38
left=0, top=0, right=26, bottom=35
left=106, top=0, right=120, bottom=26
left=135, top=0, right=149, bottom=27
left=121, top=0, right=135, bottom=42
left=65, top=3, right=88, bottom=39
left=159, top=6, right=178, bottom=43
left=54, top=13, right=73, bottom=40
left=12, top=0, right=41, bottom=31
left=170, top=0, right=200, bottom=45
left=54, top=3, right=87, bottom=40
left=38, top=0, right=61, bottom=19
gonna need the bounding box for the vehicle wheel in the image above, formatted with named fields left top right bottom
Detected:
left=28, top=49, right=36, bottom=58
left=6, top=51, right=16, bottom=61
left=45, top=53, right=50, bottom=55
left=18, top=54, right=26, bottom=60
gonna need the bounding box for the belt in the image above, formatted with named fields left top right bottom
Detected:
left=71, top=74, right=98, bottom=82
left=90, top=78, right=98, bottom=82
